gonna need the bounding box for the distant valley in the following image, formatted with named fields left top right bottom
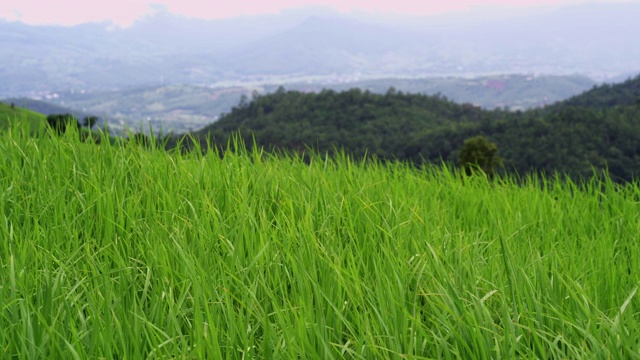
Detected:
left=10, top=74, right=594, bottom=133
left=1, top=2, right=638, bottom=133
left=1, top=2, right=639, bottom=99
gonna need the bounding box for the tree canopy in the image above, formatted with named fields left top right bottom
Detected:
left=174, top=75, right=640, bottom=182
left=458, top=136, right=502, bottom=177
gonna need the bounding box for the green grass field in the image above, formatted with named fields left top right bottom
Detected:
left=0, top=123, right=639, bottom=359
left=0, top=102, right=46, bottom=131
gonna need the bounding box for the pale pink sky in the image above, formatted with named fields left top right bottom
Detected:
left=0, top=0, right=626, bottom=26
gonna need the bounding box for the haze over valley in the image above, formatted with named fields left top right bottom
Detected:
left=2, top=1, right=639, bottom=131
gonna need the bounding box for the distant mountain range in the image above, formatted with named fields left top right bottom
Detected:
left=1, top=2, right=639, bottom=99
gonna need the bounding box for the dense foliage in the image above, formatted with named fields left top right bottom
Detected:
left=45, top=114, right=100, bottom=137
left=553, top=75, right=640, bottom=110
left=268, top=74, right=595, bottom=111
left=192, top=87, right=499, bottom=159
left=458, top=135, right=502, bottom=177
left=191, top=76, right=640, bottom=182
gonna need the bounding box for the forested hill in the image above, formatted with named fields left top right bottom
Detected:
left=190, top=77, right=640, bottom=182
left=194, top=88, right=498, bottom=159
left=552, top=75, right=640, bottom=110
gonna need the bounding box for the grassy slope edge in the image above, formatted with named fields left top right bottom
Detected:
left=0, top=102, right=46, bottom=131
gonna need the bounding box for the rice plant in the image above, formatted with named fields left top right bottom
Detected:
left=0, top=120, right=638, bottom=359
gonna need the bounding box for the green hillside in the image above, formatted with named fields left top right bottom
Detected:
left=0, top=102, right=46, bottom=131
left=0, top=102, right=122, bottom=146
left=2, top=97, right=97, bottom=120
left=188, top=75, right=640, bottom=182
left=192, top=87, right=495, bottom=158
left=551, top=74, right=640, bottom=110
left=272, top=74, right=595, bottom=111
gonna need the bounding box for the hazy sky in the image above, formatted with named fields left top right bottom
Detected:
left=0, top=0, right=629, bottom=26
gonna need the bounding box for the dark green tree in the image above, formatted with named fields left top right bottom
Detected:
left=46, top=114, right=79, bottom=135
left=82, top=116, right=98, bottom=129
left=458, top=135, right=502, bottom=178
